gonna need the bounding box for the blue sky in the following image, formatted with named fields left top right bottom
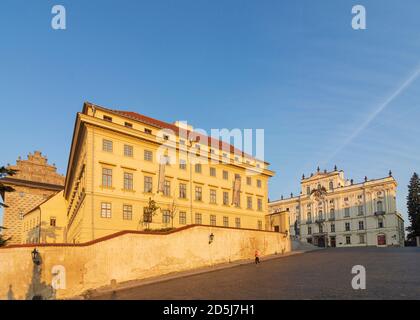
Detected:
left=1, top=0, right=420, bottom=225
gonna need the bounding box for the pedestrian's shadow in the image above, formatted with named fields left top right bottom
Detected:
left=7, top=285, right=15, bottom=300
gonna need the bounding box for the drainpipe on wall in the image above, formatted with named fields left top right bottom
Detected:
left=38, top=207, right=42, bottom=244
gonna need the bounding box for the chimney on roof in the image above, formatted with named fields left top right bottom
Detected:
left=174, top=121, right=193, bottom=132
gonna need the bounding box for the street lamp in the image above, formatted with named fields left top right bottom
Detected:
left=209, top=233, right=215, bottom=244
left=31, top=248, right=41, bottom=265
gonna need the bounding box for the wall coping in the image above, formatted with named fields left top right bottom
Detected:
left=1, top=224, right=286, bottom=249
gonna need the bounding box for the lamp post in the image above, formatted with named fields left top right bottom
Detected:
left=31, top=248, right=41, bottom=266
left=209, top=233, right=215, bottom=244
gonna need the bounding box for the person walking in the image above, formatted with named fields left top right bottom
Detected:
left=255, top=249, right=261, bottom=264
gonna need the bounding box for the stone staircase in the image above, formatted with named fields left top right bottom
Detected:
left=291, top=238, right=323, bottom=252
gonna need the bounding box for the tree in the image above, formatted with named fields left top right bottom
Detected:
left=168, top=200, right=178, bottom=229
left=0, top=227, right=11, bottom=247
left=141, top=197, right=160, bottom=230
left=0, top=166, right=18, bottom=208
left=406, top=172, right=420, bottom=243
left=0, top=166, right=17, bottom=246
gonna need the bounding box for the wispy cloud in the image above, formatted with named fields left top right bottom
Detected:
left=324, top=64, right=420, bottom=164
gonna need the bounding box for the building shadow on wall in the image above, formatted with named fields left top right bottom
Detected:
left=25, top=255, right=56, bottom=300
left=26, top=222, right=63, bottom=244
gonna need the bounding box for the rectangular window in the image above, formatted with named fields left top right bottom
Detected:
left=247, top=196, right=253, bottom=209
left=258, top=220, right=262, bottom=230
left=223, top=191, right=229, bottom=205
left=123, top=205, right=133, bottom=220
left=195, top=186, right=202, bottom=201
left=124, top=172, right=133, bottom=190
left=345, top=222, right=351, bottom=232
left=257, top=179, right=262, bottom=188
left=359, top=221, right=364, bottom=230
left=195, top=213, right=202, bottom=224
left=235, top=217, right=241, bottom=228
left=210, top=189, right=217, bottom=204
left=378, top=218, right=384, bottom=228
left=246, top=177, right=251, bottom=186
left=144, top=176, right=153, bottom=193
left=179, top=159, right=187, bottom=170
left=144, top=150, right=153, bottom=161
left=50, top=217, right=56, bottom=227
left=195, top=163, right=202, bottom=173
left=346, top=236, right=351, bottom=245
left=179, top=183, right=187, bottom=199
left=357, top=205, right=364, bottom=216
left=103, top=115, right=112, bottom=122
left=102, top=139, right=113, bottom=152
left=331, top=224, right=335, bottom=233
left=179, top=212, right=187, bottom=225
left=257, top=198, right=263, bottom=211
left=308, top=226, right=312, bottom=235
left=163, top=180, right=171, bottom=196
left=124, top=122, right=133, bottom=128
left=102, top=168, right=113, bottom=187
left=144, top=128, right=152, bottom=134
left=223, top=170, right=228, bottom=180
left=210, top=215, right=216, bottom=226
left=101, top=202, right=112, bottom=218
left=359, top=234, right=365, bottom=244
left=344, top=207, right=350, bottom=217
left=124, top=144, right=133, bottom=157
left=210, top=167, right=216, bottom=177
left=223, top=216, right=229, bottom=227
left=162, top=210, right=171, bottom=224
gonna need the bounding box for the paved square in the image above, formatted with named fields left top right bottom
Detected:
left=92, top=247, right=420, bottom=300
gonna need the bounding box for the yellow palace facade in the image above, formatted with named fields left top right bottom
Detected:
left=23, top=102, right=274, bottom=244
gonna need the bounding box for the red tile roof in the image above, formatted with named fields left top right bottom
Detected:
left=112, top=109, right=259, bottom=161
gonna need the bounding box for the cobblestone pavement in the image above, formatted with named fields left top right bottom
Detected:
left=91, top=247, right=420, bottom=300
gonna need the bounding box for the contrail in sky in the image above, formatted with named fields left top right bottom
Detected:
left=324, top=65, right=420, bottom=164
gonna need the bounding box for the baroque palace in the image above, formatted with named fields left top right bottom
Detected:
left=268, top=167, right=405, bottom=248
left=3, top=102, right=283, bottom=244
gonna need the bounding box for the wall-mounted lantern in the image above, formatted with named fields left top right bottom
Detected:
left=209, top=233, right=215, bottom=244
left=31, top=248, right=41, bottom=265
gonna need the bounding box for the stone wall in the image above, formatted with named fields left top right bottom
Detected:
left=0, top=225, right=290, bottom=300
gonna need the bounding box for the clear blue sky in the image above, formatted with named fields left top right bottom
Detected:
left=1, top=0, right=420, bottom=225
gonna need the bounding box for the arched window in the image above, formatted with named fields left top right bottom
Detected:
left=329, top=181, right=334, bottom=190
left=377, top=200, right=383, bottom=212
